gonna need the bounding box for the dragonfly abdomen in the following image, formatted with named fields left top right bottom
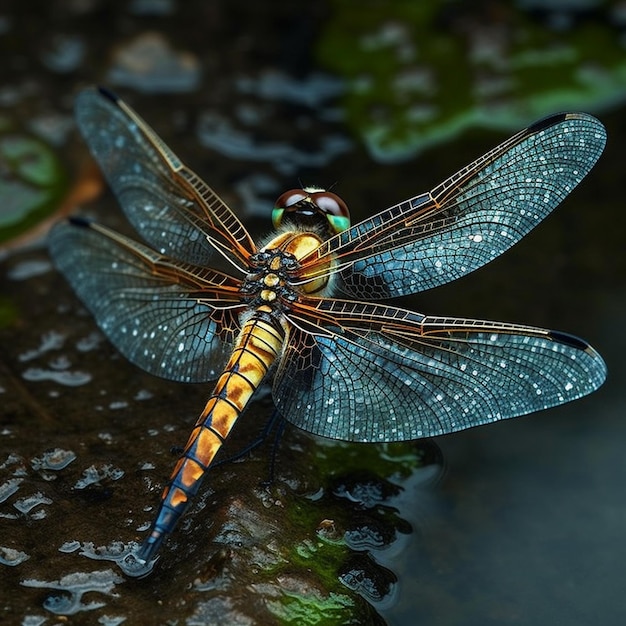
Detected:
left=136, top=309, right=286, bottom=563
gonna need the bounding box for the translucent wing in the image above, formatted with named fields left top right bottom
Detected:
left=274, top=298, right=607, bottom=441
left=75, top=87, right=256, bottom=268
left=48, top=217, right=244, bottom=383
left=297, top=113, right=606, bottom=300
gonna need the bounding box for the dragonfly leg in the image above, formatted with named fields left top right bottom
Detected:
left=264, top=411, right=287, bottom=486
left=210, top=405, right=282, bottom=470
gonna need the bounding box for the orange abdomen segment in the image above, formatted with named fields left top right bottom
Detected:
left=136, top=313, right=285, bottom=562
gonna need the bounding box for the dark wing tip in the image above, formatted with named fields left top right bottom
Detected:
left=549, top=329, right=608, bottom=385
left=528, top=112, right=569, bottom=133
left=548, top=329, right=590, bottom=351
left=67, top=215, right=93, bottom=228
left=527, top=111, right=605, bottom=140
left=96, top=85, right=120, bottom=104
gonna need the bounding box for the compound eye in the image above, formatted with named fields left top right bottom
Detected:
left=275, top=189, right=307, bottom=209
left=310, top=191, right=349, bottom=218
left=310, top=191, right=351, bottom=234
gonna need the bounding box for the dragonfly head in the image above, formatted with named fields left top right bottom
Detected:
left=272, top=187, right=351, bottom=236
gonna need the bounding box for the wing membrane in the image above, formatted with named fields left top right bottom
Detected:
left=297, top=113, right=606, bottom=300
left=273, top=298, right=607, bottom=441
left=48, top=218, right=244, bottom=383
left=75, top=87, right=256, bottom=268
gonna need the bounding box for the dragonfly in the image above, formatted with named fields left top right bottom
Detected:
left=48, top=87, right=607, bottom=576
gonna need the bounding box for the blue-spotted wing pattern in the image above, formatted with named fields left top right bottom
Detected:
left=275, top=298, right=605, bottom=441
left=299, top=113, right=606, bottom=300
left=49, top=216, right=243, bottom=383
left=73, top=88, right=255, bottom=269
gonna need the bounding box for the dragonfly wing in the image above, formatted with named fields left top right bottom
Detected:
left=273, top=298, right=607, bottom=441
left=298, top=113, right=606, bottom=300
left=48, top=218, right=244, bottom=383
left=75, top=87, right=256, bottom=268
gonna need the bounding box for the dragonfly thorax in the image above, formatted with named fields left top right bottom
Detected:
left=241, top=228, right=333, bottom=304
left=240, top=248, right=300, bottom=306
